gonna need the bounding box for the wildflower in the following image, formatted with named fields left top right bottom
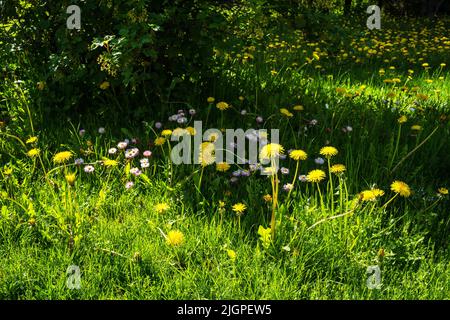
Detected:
left=259, top=143, right=284, bottom=160
left=263, top=166, right=278, bottom=175
left=360, top=190, right=376, bottom=201
left=98, top=127, right=106, bottom=134
left=37, top=81, right=45, bottom=90
left=166, top=230, right=184, bottom=246
left=314, top=157, right=325, bottom=165
left=218, top=200, right=226, bottom=209
left=207, top=97, right=215, bottom=103
left=238, top=96, right=245, bottom=101
left=125, top=181, right=134, bottom=189
left=79, top=129, right=86, bottom=137
left=130, top=167, right=142, bottom=176
left=65, top=172, right=76, bottom=186
left=280, top=108, right=293, bottom=117
left=398, top=115, right=407, bottom=124
left=390, top=180, right=411, bottom=197
left=232, top=203, right=247, bottom=215
left=411, top=125, right=422, bottom=131
left=330, top=164, right=346, bottom=174
left=241, top=110, right=247, bottom=115
left=108, top=147, right=117, bottom=155
left=216, top=101, right=230, bottom=111
left=125, top=148, right=139, bottom=159
left=102, top=159, right=117, bottom=168
left=258, top=225, right=272, bottom=249
left=307, top=169, right=326, bottom=183
left=53, top=151, right=73, bottom=164
left=293, top=105, right=304, bottom=111
left=161, top=129, right=172, bottom=137
left=206, top=132, right=220, bottom=142
left=372, top=189, right=385, bottom=197
left=309, top=119, right=318, bottom=126
left=241, top=170, right=250, bottom=177
left=256, top=116, right=263, bottom=124
left=26, top=136, right=38, bottom=144
left=320, top=146, right=338, bottom=158
left=216, top=162, right=231, bottom=172
left=227, top=249, right=237, bottom=262
left=155, top=203, right=170, bottom=214
left=155, top=122, right=162, bottom=129
left=263, top=194, right=272, bottom=202
left=27, top=148, right=40, bottom=158
left=99, top=81, right=110, bottom=90
left=74, top=158, right=84, bottom=165
left=154, top=137, right=166, bottom=146
left=143, top=150, right=152, bottom=157
left=283, top=183, right=293, bottom=192
left=289, top=149, right=307, bottom=161
left=84, top=165, right=95, bottom=173
left=117, top=141, right=128, bottom=149
left=345, top=126, right=353, bottom=132
left=437, top=188, right=448, bottom=196
left=298, top=175, right=308, bottom=182
left=280, top=167, right=289, bottom=175
left=186, top=127, right=196, bottom=136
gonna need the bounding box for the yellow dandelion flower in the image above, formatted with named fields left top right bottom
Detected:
left=103, top=159, right=118, bottom=167
left=360, top=190, right=376, bottom=201
left=154, top=137, right=166, bottom=146
left=390, top=180, right=411, bottom=197
left=398, top=115, right=407, bottom=124
left=232, top=202, right=247, bottom=215
left=307, top=169, right=326, bottom=183
left=372, top=189, right=385, bottom=197
left=26, top=136, right=38, bottom=144
left=330, top=164, right=346, bottom=174
left=280, top=108, right=293, bottom=117
left=53, top=151, right=73, bottom=164
left=207, top=97, right=215, bottom=103
left=166, top=230, right=184, bottom=246
left=227, top=249, right=237, bottom=262
left=320, top=146, right=338, bottom=158
left=218, top=200, right=226, bottom=208
left=65, top=172, right=76, bottom=186
left=155, top=203, right=170, bottom=214
left=100, top=81, right=110, bottom=90
left=186, top=126, right=197, bottom=136
left=206, top=132, right=220, bottom=142
left=27, top=148, right=40, bottom=158
left=216, top=101, right=230, bottom=111
left=216, top=162, right=231, bottom=172
left=438, top=188, right=448, bottom=195
left=289, top=149, right=307, bottom=161
left=172, top=128, right=189, bottom=137
left=411, top=125, right=422, bottom=131
left=263, top=194, right=272, bottom=202
left=259, top=143, right=285, bottom=160
left=161, top=129, right=172, bottom=137
left=293, top=105, right=304, bottom=111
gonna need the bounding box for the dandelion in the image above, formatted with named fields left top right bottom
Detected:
left=53, top=151, right=73, bottom=164
left=330, top=164, right=346, bottom=174
left=26, top=136, right=38, bottom=144
left=161, top=129, right=172, bottom=137
left=390, top=180, right=411, bottom=197
left=227, top=249, right=237, bottom=262
left=166, top=230, right=184, bottom=246
left=84, top=165, right=95, bottom=173
left=216, top=162, right=231, bottom=172
left=99, top=81, right=110, bottom=90
left=65, top=172, right=76, bottom=186
left=232, top=203, right=247, bottom=215
left=103, top=159, right=118, bottom=167
left=398, top=115, right=407, bottom=123
left=123, top=181, right=133, bottom=190
left=320, top=146, right=338, bottom=158
left=307, top=169, right=326, bottom=183
left=258, top=225, right=272, bottom=249
left=216, top=101, right=230, bottom=111
left=27, top=148, right=40, bottom=158
left=263, top=194, right=272, bottom=202
left=293, top=105, right=304, bottom=111
left=280, top=108, right=293, bottom=117
left=186, top=127, right=196, bottom=136
left=198, top=142, right=215, bottom=167
left=207, top=97, right=215, bottom=103
left=411, top=125, right=422, bottom=131
left=259, top=143, right=284, bottom=160
left=154, top=137, right=166, bottom=146
left=289, top=149, right=307, bottom=161
left=438, top=188, right=448, bottom=195
left=155, top=203, right=170, bottom=214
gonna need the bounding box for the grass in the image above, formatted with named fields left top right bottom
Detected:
left=0, top=11, right=449, bottom=299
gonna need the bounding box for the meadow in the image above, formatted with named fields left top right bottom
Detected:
left=1, top=4, right=449, bottom=299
